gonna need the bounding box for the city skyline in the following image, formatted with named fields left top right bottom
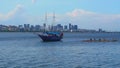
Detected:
left=0, top=23, right=79, bottom=32
left=0, top=0, right=120, bottom=31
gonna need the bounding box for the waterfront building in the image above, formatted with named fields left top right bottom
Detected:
left=99, top=28, right=103, bottom=32
left=73, top=25, right=78, bottom=30
left=56, top=24, right=63, bottom=31
left=24, top=24, right=30, bottom=31
left=64, top=25, right=68, bottom=30
left=0, top=25, right=8, bottom=31
left=30, top=25, right=34, bottom=31
left=8, top=25, right=18, bottom=31
left=35, top=25, right=41, bottom=31
left=69, top=23, right=72, bottom=30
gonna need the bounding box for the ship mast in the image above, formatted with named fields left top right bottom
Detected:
left=43, top=13, right=47, bottom=32
left=51, top=12, right=55, bottom=31
left=53, top=12, right=55, bottom=25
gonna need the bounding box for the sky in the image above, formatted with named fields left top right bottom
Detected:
left=0, top=0, right=120, bottom=31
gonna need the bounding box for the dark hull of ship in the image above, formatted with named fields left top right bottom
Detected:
left=38, top=34, right=62, bottom=42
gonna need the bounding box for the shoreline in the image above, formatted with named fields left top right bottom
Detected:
left=0, top=31, right=120, bottom=34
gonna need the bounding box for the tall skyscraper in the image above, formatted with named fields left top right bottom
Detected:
left=64, top=25, right=68, bottom=30
left=73, top=25, right=78, bottom=30
left=69, top=23, right=72, bottom=30
left=24, top=24, right=30, bottom=31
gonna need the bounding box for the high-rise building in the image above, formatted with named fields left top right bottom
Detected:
left=0, top=25, right=2, bottom=31
left=30, top=25, right=34, bottom=31
left=56, top=24, right=64, bottom=31
left=24, top=24, right=30, bottom=31
left=69, top=23, right=72, bottom=30
left=18, top=25, right=23, bottom=28
left=73, top=25, right=78, bottom=30
left=35, top=25, right=41, bottom=31
left=18, top=25, right=24, bottom=32
left=64, top=25, right=68, bottom=31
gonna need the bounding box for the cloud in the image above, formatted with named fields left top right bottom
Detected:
left=0, top=4, right=24, bottom=21
left=65, top=9, right=120, bottom=23
left=57, top=9, right=120, bottom=31
left=7, top=4, right=24, bottom=18
left=66, top=9, right=96, bottom=17
left=32, top=0, right=36, bottom=4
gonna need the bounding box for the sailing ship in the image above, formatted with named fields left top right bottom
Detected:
left=38, top=13, right=63, bottom=42
left=38, top=32, right=63, bottom=42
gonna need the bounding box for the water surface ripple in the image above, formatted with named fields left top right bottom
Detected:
left=0, top=32, right=120, bottom=68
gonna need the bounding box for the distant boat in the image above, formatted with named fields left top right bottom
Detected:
left=38, top=32, right=63, bottom=42
left=82, top=38, right=118, bottom=42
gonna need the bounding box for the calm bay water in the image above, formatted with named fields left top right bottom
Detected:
left=0, top=32, right=120, bottom=68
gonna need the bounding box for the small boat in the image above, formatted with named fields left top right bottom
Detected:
left=38, top=32, right=63, bottom=42
left=82, top=38, right=118, bottom=42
